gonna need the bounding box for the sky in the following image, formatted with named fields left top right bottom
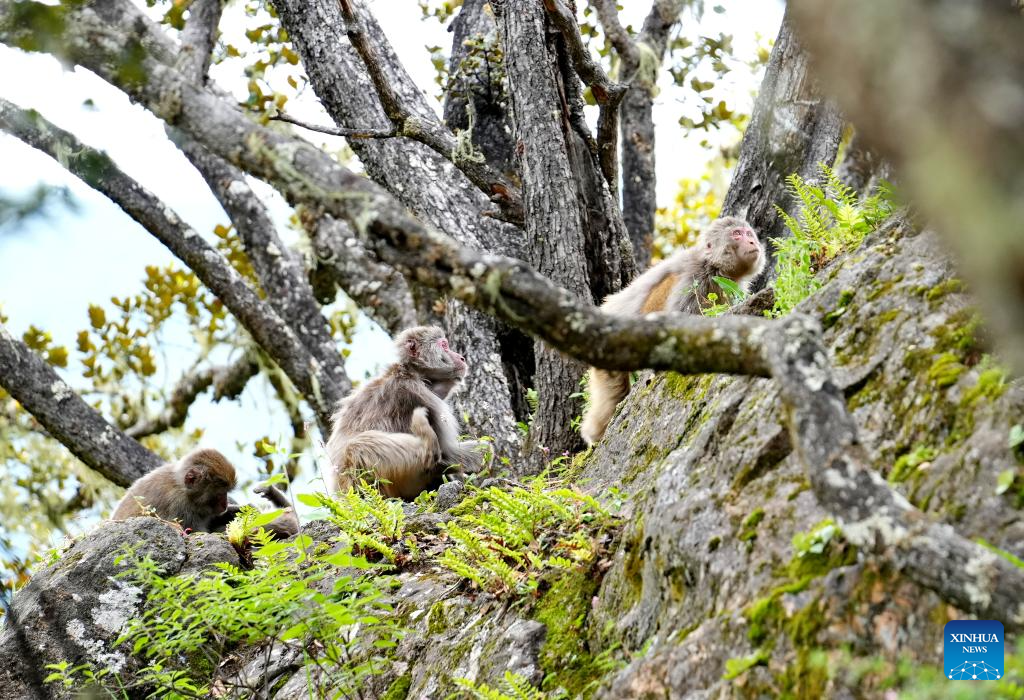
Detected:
left=0, top=0, right=784, bottom=538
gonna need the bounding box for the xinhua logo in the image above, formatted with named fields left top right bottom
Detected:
left=944, top=620, right=1004, bottom=680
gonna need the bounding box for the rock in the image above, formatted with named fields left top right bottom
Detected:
left=0, top=518, right=237, bottom=699
left=436, top=480, right=466, bottom=511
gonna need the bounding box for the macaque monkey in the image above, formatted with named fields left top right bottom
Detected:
left=581, top=217, right=765, bottom=445
left=111, top=448, right=299, bottom=538
left=112, top=447, right=238, bottom=532
left=325, top=326, right=481, bottom=500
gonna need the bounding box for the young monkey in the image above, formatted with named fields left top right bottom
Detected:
left=111, top=447, right=238, bottom=532
left=581, top=217, right=765, bottom=445
left=111, top=448, right=299, bottom=538
left=326, top=326, right=481, bottom=500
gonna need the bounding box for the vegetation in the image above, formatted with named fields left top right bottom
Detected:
left=438, top=476, right=620, bottom=596
left=45, top=534, right=401, bottom=698
left=772, top=164, right=894, bottom=316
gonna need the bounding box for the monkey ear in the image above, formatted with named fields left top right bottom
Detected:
left=183, top=468, right=200, bottom=487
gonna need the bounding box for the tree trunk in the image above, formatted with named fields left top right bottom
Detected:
left=720, top=9, right=844, bottom=290
left=272, top=0, right=523, bottom=458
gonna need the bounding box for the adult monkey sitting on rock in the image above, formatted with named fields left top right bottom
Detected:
left=326, top=326, right=483, bottom=500
left=581, top=217, right=766, bottom=446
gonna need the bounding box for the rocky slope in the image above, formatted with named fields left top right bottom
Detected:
left=2, top=220, right=1021, bottom=699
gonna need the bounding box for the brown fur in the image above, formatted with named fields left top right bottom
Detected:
left=641, top=273, right=679, bottom=313
left=325, top=326, right=481, bottom=500
left=581, top=217, right=765, bottom=445
left=111, top=448, right=237, bottom=531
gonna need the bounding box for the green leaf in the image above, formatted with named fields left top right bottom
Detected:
left=250, top=509, right=285, bottom=528
left=1008, top=424, right=1024, bottom=449
left=996, top=469, right=1016, bottom=495
left=296, top=493, right=322, bottom=507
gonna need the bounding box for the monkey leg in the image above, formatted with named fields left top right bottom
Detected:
left=337, top=408, right=443, bottom=500
left=580, top=369, right=631, bottom=446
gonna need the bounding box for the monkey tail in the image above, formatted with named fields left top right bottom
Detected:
left=580, top=368, right=631, bottom=446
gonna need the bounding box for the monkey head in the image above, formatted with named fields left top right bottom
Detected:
left=177, top=448, right=237, bottom=515
left=395, top=325, right=467, bottom=383
left=703, top=216, right=765, bottom=281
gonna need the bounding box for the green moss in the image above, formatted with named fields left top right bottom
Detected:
left=381, top=674, right=412, bottom=700
left=723, top=648, right=770, bottom=680
left=426, top=601, right=449, bottom=636
left=707, top=536, right=721, bottom=553
left=925, top=278, right=964, bottom=302
left=889, top=445, right=937, bottom=483
left=739, top=508, right=766, bottom=542
left=534, top=570, right=603, bottom=697
left=823, top=289, right=855, bottom=329
left=961, top=366, right=1008, bottom=406
left=927, top=352, right=966, bottom=388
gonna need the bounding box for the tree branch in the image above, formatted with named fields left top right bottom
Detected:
left=0, top=99, right=343, bottom=434
left=125, top=353, right=260, bottom=439
left=269, top=112, right=395, bottom=139
left=589, top=0, right=637, bottom=62
left=544, top=0, right=627, bottom=190
left=336, top=0, right=524, bottom=224
left=0, top=324, right=162, bottom=487
left=172, top=134, right=352, bottom=397
left=176, top=0, right=223, bottom=83
left=766, top=315, right=1024, bottom=632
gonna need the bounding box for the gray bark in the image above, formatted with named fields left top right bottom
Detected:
left=0, top=324, right=162, bottom=487
left=495, top=0, right=593, bottom=460
left=593, top=0, right=686, bottom=267
left=271, top=0, right=523, bottom=459
left=720, top=9, right=844, bottom=290
left=443, top=0, right=516, bottom=176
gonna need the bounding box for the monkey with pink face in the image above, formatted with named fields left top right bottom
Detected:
left=326, top=326, right=482, bottom=500
left=581, top=217, right=765, bottom=445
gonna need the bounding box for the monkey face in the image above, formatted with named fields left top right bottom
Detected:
left=730, top=225, right=762, bottom=263
left=398, top=326, right=468, bottom=382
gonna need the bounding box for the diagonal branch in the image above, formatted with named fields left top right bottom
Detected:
left=544, top=0, right=627, bottom=190
left=766, top=315, right=1024, bottom=632
left=0, top=100, right=343, bottom=435
left=125, top=352, right=260, bottom=439
left=337, top=0, right=524, bottom=224
left=0, top=324, right=162, bottom=487
left=269, top=112, right=394, bottom=139
left=172, top=135, right=352, bottom=397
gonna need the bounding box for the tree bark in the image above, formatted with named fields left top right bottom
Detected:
left=496, top=0, right=593, bottom=461
left=593, top=0, right=687, bottom=268
left=0, top=324, right=162, bottom=487
left=271, top=0, right=523, bottom=458
left=720, top=9, right=844, bottom=290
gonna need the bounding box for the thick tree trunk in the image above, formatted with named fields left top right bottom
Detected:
left=496, top=0, right=593, bottom=462
left=272, top=0, right=523, bottom=459
left=720, top=10, right=844, bottom=290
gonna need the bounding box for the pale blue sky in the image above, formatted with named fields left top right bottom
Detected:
left=0, top=0, right=784, bottom=533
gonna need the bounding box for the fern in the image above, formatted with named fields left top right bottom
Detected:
left=771, top=163, right=895, bottom=316
left=439, top=476, right=619, bottom=596
left=454, top=671, right=559, bottom=700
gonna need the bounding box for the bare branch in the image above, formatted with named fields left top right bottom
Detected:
left=0, top=99, right=343, bottom=434
left=544, top=0, right=627, bottom=190
left=172, top=134, right=352, bottom=397
left=0, top=324, right=162, bottom=487
left=336, top=0, right=524, bottom=224
left=176, top=0, right=223, bottom=83
left=125, top=353, right=260, bottom=439
left=270, top=112, right=395, bottom=139
left=589, top=0, right=637, bottom=62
